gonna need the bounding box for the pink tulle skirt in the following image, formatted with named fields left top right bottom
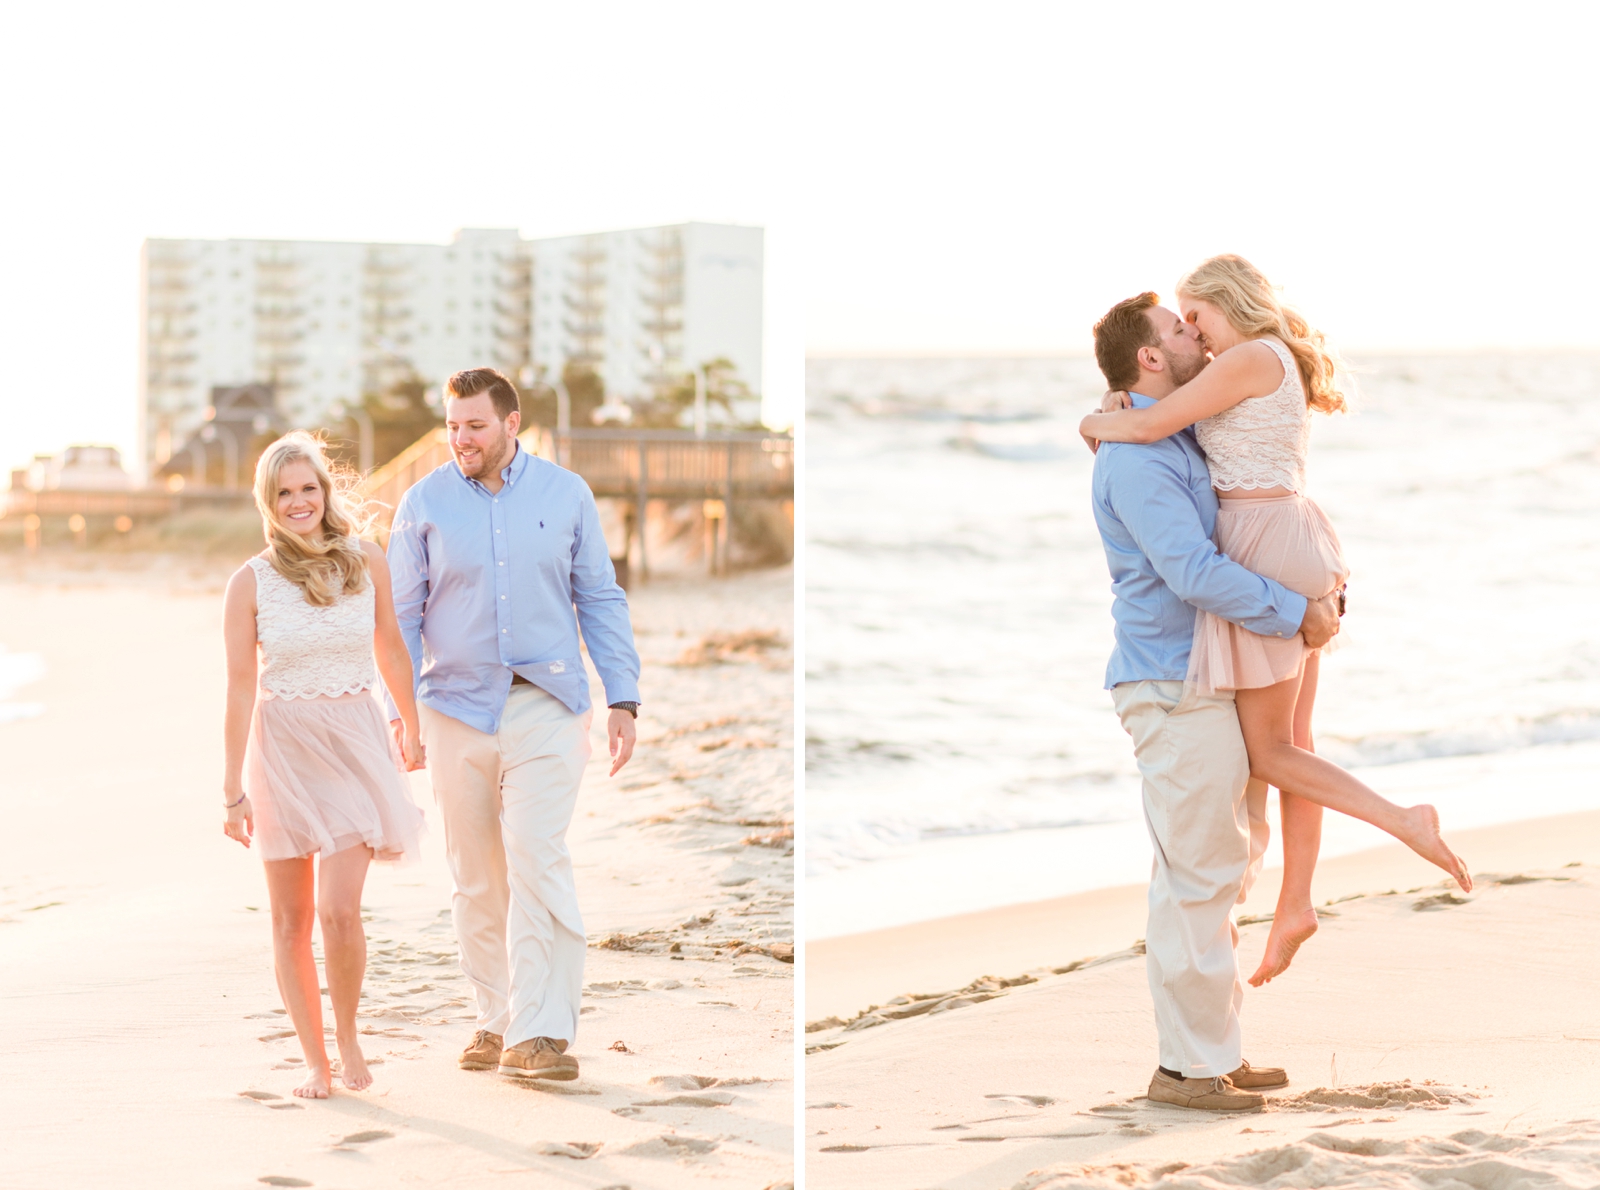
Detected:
left=244, top=691, right=424, bottom=863
left=1188, top=494, right=1349, bottom=697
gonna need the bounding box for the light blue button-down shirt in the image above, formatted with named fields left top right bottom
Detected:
left=385, top=443, right=642, bottom=733
left=1092, top=393, right=1307, bottom=689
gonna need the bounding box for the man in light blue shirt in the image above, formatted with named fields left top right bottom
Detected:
left=386, top=367, right=642, bottom=1084
left=1087, top=293, right=1339, bottom=1111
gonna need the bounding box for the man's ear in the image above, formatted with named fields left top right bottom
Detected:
left=1136, top=345, right=1164, bottom=373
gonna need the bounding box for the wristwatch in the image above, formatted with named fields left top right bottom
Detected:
left=609, top=702, right=639, bottom=719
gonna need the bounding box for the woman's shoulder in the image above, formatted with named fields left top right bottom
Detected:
left=225, top=558, right=262, bottom=607
left=1215, top=339, right=1289, bottom=392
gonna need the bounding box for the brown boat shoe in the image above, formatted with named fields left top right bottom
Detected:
left=458, top=1030, right=503, bottom=1071
left=1147, top=1069, right=1264, bottom=1112
left=499, top=1036, right=579, bottom=1081
left=1226, top=1059, right=1288, bottom=1090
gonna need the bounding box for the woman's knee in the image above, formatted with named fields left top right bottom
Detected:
left=272, top=907, right=315, bottom=946
left=318, top=903, right=364, bottom=941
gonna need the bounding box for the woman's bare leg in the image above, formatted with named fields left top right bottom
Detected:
left=317, top=844, right=374, bottom=1090
left=264, top=857, right=332, bottom=1098
left=1235, top=674, right=1470, bottom=897
left=1250, top=654, right=1325, bottom=986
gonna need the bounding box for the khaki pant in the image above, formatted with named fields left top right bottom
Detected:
left=1112, top=680, right=1257, bottom=1078
left=421, top=685, right=593, bottom=1046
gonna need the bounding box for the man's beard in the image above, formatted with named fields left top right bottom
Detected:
left=455, top=427, right=511, bottom=478
left=1167, top=348, right=1209, bottom=388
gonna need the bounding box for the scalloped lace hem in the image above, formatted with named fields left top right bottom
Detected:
left=260, top=681, right=376, bottom=702
left=1212, top=479, right=1303, bottom=494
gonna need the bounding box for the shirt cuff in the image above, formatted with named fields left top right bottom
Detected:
left=1275, top=591, right=1309, bottom=638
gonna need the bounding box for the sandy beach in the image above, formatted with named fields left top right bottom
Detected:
left=0, top=554, right=793, bottom=1189
left=805, top=811, right=1600, bottom=1189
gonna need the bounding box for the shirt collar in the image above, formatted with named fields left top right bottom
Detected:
left=502, top=441, right=529, bottom=485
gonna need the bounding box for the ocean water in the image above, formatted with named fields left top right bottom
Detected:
left=805, top=353, right=1600, bottom=938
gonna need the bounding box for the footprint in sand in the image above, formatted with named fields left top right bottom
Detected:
left=239, top=1091, right=282, bottom=1101
left=622, top=1135, right=720, bottom=1157
left=649, top=1074, right=720, bottom=1090
left=985, top=1094, right=1055, bottom=1107
left=258, top=1179, right=312, bottom=1188
left=533, top=1141, right=602, bottom=1158
left=632, top=1093, right=735, bottom=1108
left=338, top=1130, right=393, bottom=1145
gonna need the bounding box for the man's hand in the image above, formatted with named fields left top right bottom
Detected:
left=607, top=708, right=637, bottom=776
left=1298, top=592, right=1341, bottom=650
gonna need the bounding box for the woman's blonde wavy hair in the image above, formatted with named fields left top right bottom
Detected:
left=252, top=430, right=372, bottom=606
left=1177, top=254, right=1347, bottom=415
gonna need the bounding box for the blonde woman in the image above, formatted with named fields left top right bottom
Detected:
left=220, top=431, right=425, bottom=1098
left=1080, top=255, right=1470, bottom=988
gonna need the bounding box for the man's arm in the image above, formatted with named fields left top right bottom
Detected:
left=383, top=492, right=430, bottom=724
left=1110, top=452, right=1327, bottom=643
left=569, top=486, right=642, bottom=773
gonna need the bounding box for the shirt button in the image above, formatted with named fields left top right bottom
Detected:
left=498, top=561, right=504, bottom=566
left=501, top=595, right=506, bottom=600
left=502, top=629, right=508, bottom=634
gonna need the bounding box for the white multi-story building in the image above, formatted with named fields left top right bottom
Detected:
left=138, top=222, right=764, bottom=479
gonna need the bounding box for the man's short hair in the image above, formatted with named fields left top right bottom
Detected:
left=445, top=367, right=520, bottom=420
left=1092, top=292, right=1161, bottom=391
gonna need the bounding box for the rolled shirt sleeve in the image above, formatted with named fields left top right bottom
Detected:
left=570, top=484, right=642, bottom=707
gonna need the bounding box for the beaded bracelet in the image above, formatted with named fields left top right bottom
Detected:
left=224, top=792, right=247, bottom=809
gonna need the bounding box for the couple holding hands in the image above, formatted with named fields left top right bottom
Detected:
left=1082, top=255, right=1471, bottom=1110
left=218, top=367, right=641, bottom=1099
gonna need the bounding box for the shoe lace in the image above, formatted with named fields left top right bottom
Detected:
left=528, top=1036, right=562, bottom=1054
left=472, top=1030, right=498, bottom=1047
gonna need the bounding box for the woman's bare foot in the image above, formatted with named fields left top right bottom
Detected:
left=336, top=1036, right=372, bottom=1091
left=293, top=1067, right=332, bottom=1099
left=1248, top=906, right=1318, bottom=987
left=1397, top=804, right=1472, bottom=892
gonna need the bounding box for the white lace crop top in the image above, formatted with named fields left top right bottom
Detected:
left=249, top=552, right=376, bottom=700
left=1194, top=338, right=1311, bottom=493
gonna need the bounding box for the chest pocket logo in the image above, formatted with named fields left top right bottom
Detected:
left=548, top=660, right=566, bottom=674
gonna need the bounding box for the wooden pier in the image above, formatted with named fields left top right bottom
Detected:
left=360, top=426, right=794, bottom=578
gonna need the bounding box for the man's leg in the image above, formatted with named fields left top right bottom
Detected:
left=420, top=704, right=513, bottom=1038
left=1113, top=680, right=1252, bottom=1079
left=495, top=686, right=592, bottom=1049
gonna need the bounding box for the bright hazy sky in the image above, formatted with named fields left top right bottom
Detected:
left=803, top=2, right=1600, bottom=356
left=3, top=3, right=1598, bottom=469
